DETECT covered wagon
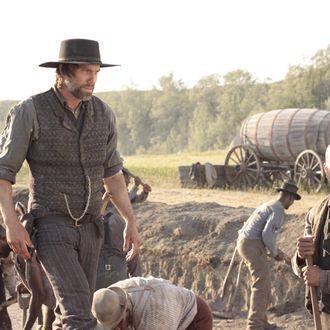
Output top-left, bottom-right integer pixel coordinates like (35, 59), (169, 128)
(224, 108), (330, 192)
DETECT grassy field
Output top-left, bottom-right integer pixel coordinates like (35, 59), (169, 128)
(15, 150), (229, 188)
(15, 149), (329, 195)
(13, 150), (329, 214)
(122, 150), (228, 188)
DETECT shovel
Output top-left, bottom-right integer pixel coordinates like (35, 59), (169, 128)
(211, 246), (240, 315)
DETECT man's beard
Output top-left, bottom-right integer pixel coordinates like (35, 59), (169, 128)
(65, 80), (93, 101)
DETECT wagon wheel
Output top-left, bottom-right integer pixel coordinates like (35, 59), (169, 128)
(294, 149), (325, 192)
(224, 145), (261, 189)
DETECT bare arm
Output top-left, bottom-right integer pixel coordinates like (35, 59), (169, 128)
(0, 179), (32, 259)
(104, 173), (140, 261)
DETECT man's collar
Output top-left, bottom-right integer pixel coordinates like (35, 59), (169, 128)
(52, 86), (89, 110)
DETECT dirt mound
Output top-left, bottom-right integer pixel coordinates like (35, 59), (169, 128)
(133, 200), (314, 329)
(7, 187), (315, 329)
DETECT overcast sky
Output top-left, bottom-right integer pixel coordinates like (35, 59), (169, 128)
(1, 0), (330, 101)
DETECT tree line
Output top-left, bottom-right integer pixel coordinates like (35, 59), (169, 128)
(1, 44), (330, 155)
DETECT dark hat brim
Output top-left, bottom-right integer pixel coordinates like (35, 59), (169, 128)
(275, 188), (301, 200)
(39, 61), (120, 68)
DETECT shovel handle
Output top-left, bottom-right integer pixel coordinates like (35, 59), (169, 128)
(220, 247), (237, 298)
(99, 192), (111, 216)
(306, 256), (322, 330)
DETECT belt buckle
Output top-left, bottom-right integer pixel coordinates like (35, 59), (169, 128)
(74, 219), (81, 227)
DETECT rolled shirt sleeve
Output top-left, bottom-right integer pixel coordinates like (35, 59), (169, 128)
(128, 185), (138, 202)
(103, 104), (123, 177)
(262, 210), (284, 258)
(0, 99), (36, 184)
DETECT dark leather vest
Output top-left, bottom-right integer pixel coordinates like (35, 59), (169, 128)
(308, 197), (330, 313)
(27, 89), (110, 218)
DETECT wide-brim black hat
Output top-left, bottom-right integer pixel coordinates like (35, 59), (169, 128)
(39, 39), (119, 68)
(275, 180), (301, 200)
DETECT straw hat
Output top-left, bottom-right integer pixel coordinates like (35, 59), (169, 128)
(92, 287), (128, 330)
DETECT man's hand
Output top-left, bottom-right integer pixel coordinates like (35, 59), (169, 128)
(104, 173), (141, 261)
(142, 183), (152, 193)
(6, 220), (33, 260)
(123, 220), (141, 262)
(134, 176), (142, 187)
(297, 236), (314, 259)
(302, 265), (321, 287)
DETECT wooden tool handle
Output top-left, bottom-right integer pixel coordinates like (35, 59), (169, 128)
(306, 256), (322, 330)
(99, 192), (111, 216)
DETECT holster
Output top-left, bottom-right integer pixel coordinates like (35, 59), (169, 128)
(20, 213), (36, 246)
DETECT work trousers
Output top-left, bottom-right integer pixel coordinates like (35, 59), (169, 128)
(186, 295), (213, 330)
(35, 215), (103, 330)
(321, 312), (330, 330)
(1, 253), (16, 296)
(0, 268), (12, 330)
(237, 238), (271, 330)
(96, 253), (128, 290)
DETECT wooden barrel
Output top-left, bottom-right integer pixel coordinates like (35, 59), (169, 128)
(240, 108), (330, 162)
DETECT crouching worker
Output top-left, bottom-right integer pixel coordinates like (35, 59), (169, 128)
(92, 276), (213, 330)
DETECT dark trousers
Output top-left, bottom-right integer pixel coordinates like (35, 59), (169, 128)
(0, 268), (12, 330)
(35, 216), (103, 330)
(186, 295), (213, 330)
(96, 253), (128, 290)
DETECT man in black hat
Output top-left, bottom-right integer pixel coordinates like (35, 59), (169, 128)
(293, 144), (330, 328)
(237, 180), (301, 330)
(0, 38), (140, 329)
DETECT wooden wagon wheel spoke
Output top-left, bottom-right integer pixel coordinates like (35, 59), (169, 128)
(300, 156), (308, 167)
(245, 172), (256, 186)
(311, 161), (320, 171)
(294, 149), (325, 192)
(246, 168), (259, 173)
(245, 175), (252, 187)
(246, 160), (257, 167)
(229, 156), (240, 166)
(309, 155), (318, 167)
(311, 175), (321, 184)
(225, 145), (261, 189)
(239, 147), (244, 162)
(245, 153), (255, 163)
(233, 149), (243, 163)
(296, 163), (304, 170)
(305, 153), (311, 168)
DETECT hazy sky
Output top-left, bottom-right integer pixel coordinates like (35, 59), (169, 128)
(2, 0), (330, 101)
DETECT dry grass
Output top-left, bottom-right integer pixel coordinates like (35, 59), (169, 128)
(14, 151), (328, 216)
